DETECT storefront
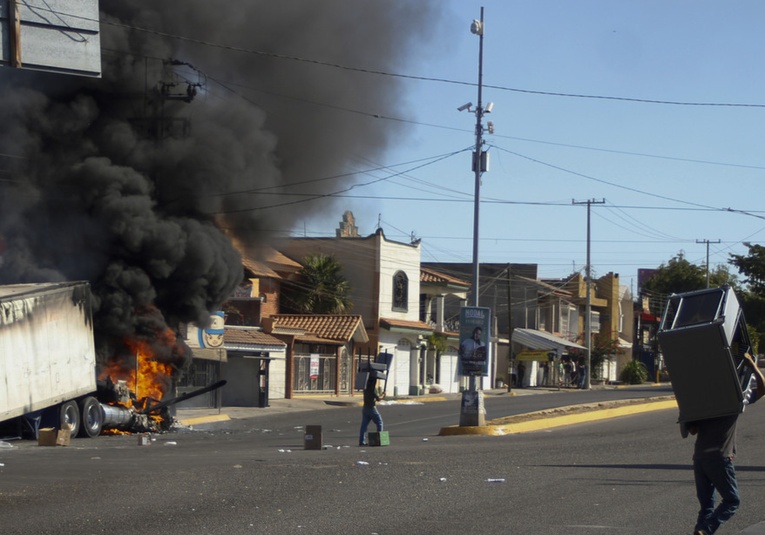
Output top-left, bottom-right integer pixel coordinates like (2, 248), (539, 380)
(511, 328), (587, 387)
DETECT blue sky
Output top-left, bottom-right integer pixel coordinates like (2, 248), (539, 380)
(302, 1), (765, 290)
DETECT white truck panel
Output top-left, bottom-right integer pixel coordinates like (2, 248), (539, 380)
(0, 282), (97, 422)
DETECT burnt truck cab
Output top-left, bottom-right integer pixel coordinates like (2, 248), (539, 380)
(657, 285), (756, 425)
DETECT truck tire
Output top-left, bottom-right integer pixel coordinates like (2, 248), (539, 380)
(78, 396), (103, 438)
(59, 401), (81, 437)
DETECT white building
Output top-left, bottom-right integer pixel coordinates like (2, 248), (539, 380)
(279, 227), (437, 397)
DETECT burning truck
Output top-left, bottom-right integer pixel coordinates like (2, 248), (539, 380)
(0, 280), (222, 439)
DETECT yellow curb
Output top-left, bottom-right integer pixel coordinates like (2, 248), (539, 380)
(438, 399), (678, 436)
(397, 396), (449, 403)
(177, 414), (231, 426)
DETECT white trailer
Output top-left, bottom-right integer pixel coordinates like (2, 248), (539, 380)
(0, 281), (104, 437)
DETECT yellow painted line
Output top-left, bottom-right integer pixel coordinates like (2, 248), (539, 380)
(439, 399), (678, 436)
(177, 414), (231, 426)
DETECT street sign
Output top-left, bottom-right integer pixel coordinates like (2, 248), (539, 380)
(0, 0), (101, 77)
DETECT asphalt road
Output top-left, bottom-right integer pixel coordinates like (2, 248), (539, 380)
(2, 386), (764, 535)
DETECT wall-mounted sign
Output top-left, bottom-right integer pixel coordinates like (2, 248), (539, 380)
(1, 0), (101, 77)
(186, 312), (225, 349)
(309, 354), (320, 380)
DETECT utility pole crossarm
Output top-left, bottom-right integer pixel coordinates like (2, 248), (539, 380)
(696, 238), (721, 288)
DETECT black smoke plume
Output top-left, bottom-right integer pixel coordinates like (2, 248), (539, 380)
(0, 1), (443, 365)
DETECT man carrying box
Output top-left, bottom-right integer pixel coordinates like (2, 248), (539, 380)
(358, 375), (385, 447)
(689, 353), (765, 535)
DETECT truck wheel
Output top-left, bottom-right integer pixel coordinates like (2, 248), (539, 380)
(78, 396), (103, 438)
(60, 401), (81, 438)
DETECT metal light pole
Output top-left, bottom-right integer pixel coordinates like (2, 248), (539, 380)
(469, 8), (485, 398)
(457, 7), (492, 427)
(470, 7), (485, 311)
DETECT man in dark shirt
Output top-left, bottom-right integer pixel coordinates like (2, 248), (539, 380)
(689, 352), (765, 535)
(358, 375), (385, 446)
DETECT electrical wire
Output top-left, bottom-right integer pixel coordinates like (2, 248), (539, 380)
(28, 5), (765, 110)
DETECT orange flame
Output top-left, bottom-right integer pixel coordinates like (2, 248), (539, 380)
(99, 336), (175, 409)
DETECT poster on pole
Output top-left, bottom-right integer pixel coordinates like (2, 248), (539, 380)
(458, 306), (491, 376)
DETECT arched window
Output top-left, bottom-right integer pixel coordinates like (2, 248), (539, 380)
(392, 271), (408, 311)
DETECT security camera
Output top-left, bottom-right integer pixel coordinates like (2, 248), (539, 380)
(484, 102), (494, 113)
(470, 20), (483, 35)
(457, 102), (473, 112)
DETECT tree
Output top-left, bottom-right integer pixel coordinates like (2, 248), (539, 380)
(729, 243), (765, 295)
(425, 332), (447, 353)
(570, 335), (622, 381)
(286, 253), (352, 314)
(641, 251), (738, 315)
(729, 242), (765, 352)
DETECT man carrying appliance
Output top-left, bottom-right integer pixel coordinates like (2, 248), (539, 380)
(688, 352), (765, 535)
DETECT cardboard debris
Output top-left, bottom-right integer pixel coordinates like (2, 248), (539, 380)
(38, 426), (71, 447)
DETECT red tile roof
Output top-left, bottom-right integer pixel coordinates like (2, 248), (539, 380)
(239, 247), (303, 279)
(241, 257), (280, 278)
(379, 317), (434, 333)
(269, 314), (369, 343)
(224, 327), (286, 348)
(420, 267), (470, 287)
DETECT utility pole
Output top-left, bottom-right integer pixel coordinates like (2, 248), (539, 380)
(457, 7), (494, 427)
(506, 264), (513, 393)
(459, 6), (493, 394)
(470, 7), (486, 310)
(696, 239), (721, 288)
(572, 198), (605, 390)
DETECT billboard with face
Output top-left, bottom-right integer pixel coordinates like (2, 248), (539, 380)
(458, 307), (491, 376)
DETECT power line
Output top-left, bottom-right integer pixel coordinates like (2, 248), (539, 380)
(491, 145), (723, 211)
(31, 5), (765, 110)
(207, 150), (467, 215)
(101, 18), (765, 109)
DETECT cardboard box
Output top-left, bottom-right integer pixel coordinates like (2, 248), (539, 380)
(304, 425), (323, 450)
(38, 427), (70, 447)
(56, 427), (71, 446)
(368, 431), (389, 447)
